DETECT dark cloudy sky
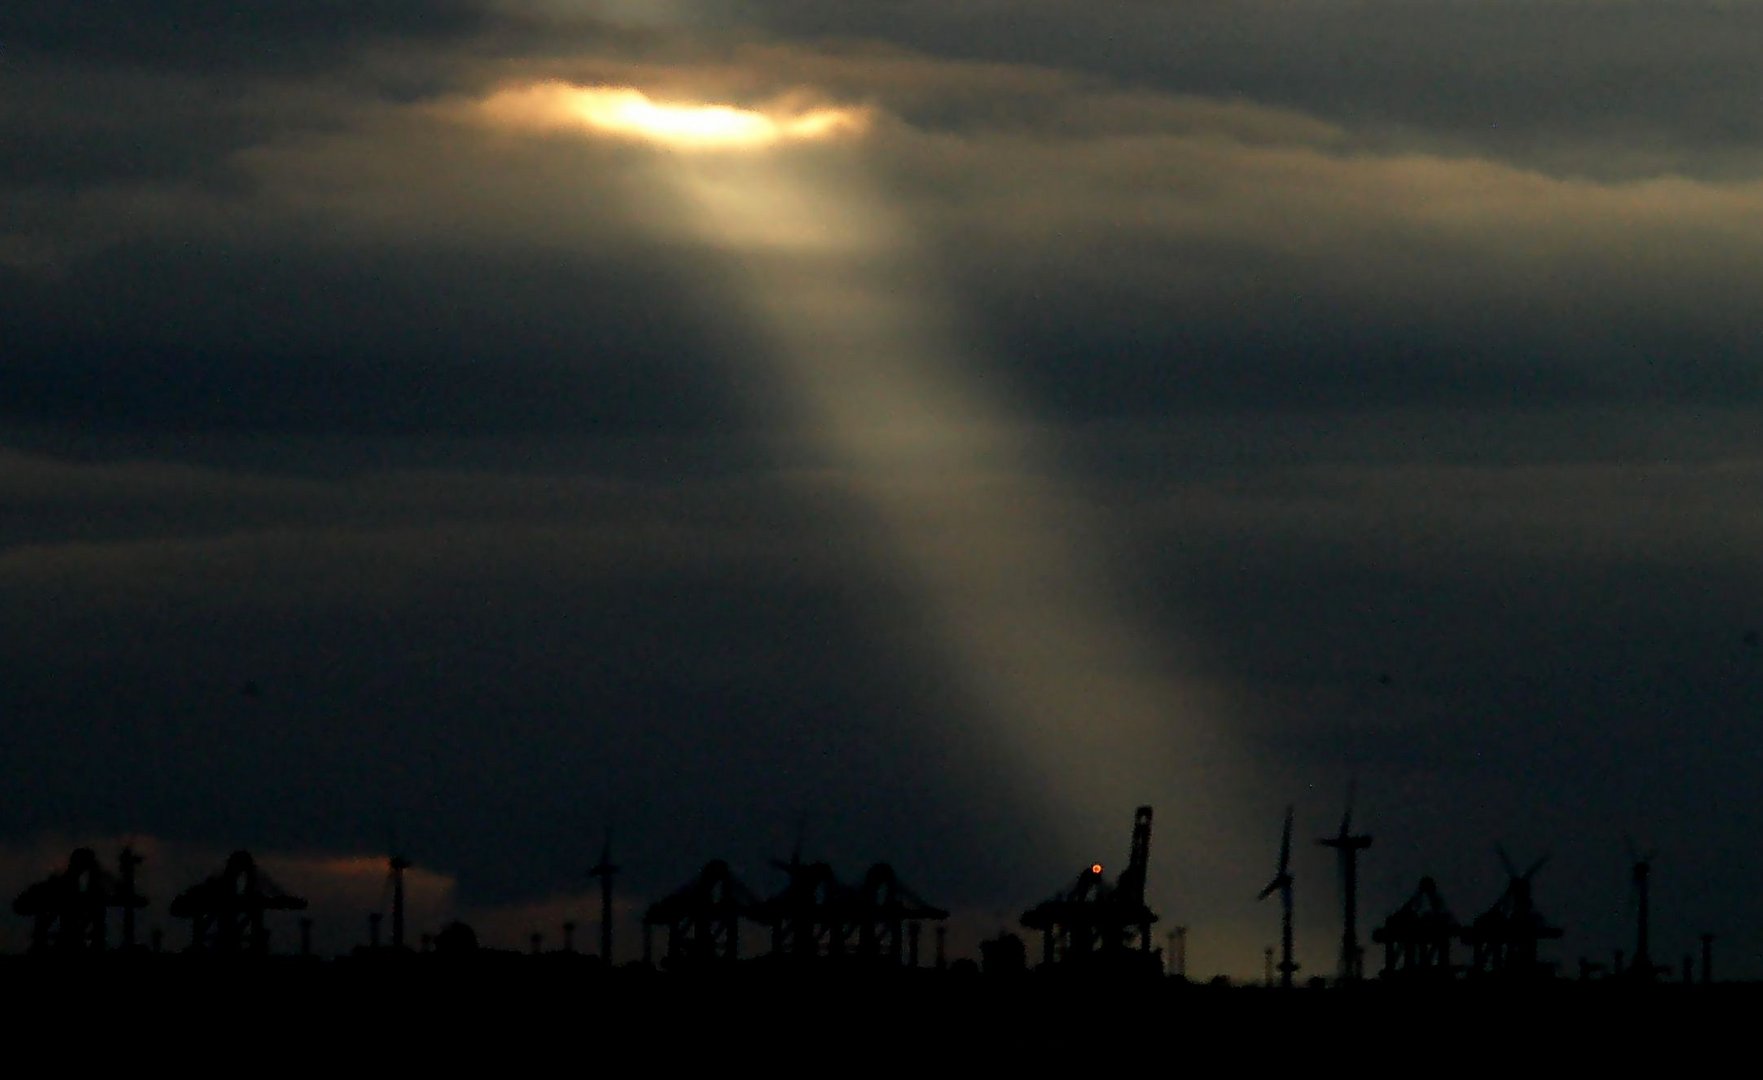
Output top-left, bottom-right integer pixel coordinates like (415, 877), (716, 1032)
(6, 1), (1763, 980)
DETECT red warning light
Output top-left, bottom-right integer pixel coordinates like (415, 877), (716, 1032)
(1090, 863), (1104, 875)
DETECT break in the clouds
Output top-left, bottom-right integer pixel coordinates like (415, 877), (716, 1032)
(6, 3), (1763, 982)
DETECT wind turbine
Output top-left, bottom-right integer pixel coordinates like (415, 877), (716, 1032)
(589, 827), (620, 966)
(374, 841), (413, 952)
(1494, 844), (1551, 933)
(1472, 844), (1559, 977)
(1625, 835), (1660, 981)
(388, 852), (412, 951)
(1318, 782), (1372, 981)
(1259, 804), (1298, 988)
(118, 838), (146, 951)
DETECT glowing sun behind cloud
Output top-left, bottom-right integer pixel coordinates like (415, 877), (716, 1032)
(476, 81), (871, 151)
(469, 71), (1260, 966)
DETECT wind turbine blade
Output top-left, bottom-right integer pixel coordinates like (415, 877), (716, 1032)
(1278, 806), (1294, 875)
(1525, 852), (1551, 879)
(1496, 844), (1518, 880)
(1341, 778), (1357, 836)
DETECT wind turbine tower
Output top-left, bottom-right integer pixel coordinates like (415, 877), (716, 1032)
(1627, 837), (1659, 981)
(1318, 786), (1372, 981)
(1167, 925), (1188, 979)
(389, 853), (412, 951)
(119, 844), (144, 950)
(1259, 805), (1298, 989)
(590, 832), (619, 965)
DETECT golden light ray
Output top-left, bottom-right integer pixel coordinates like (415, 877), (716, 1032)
(677, 156), (1254, 831)
(476, 75), (1262, 973)
(476, 81), (870, 151)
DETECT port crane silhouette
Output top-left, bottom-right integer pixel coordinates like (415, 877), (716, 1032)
(169, 850), (307, 955)
(1372, 875), (1459, 979)
(1020, 805), (1159, 975)
(1462, 846), (1560, 979)
(12, 846), (146, 954)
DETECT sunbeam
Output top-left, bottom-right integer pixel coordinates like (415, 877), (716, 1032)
(473, 75), (1263, 970)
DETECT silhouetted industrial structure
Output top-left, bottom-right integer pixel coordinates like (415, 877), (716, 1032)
(638, 849), (947, 972)
(119, 845), (143, 950)
(1372, 876), (1459, 980)
(388, 853), (412, 952)
(849, 863), (949, 965)
(11, 847), (146, 954)
(590, 832), (618, 965)
(1460, 849), (1561, 980)
(168, 850), (307, 954)
(759, 846), (844, 961)
(2, 816), (1737, 1001)
(1624, 840), (1666, 982)
(1020, 805), (1159, 976)
(642, 859), (759, 969)
(1167, 925), (1187, 979)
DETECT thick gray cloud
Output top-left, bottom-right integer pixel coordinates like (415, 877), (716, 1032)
(741, 0), (1763, 176)
(0, 2), (489, 71)
(0, 241), (754, 438)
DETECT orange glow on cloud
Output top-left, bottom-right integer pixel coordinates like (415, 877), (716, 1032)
(477, 81), (871, 151)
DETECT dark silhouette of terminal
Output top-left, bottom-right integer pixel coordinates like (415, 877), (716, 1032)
(4, 802), (1744, 1022)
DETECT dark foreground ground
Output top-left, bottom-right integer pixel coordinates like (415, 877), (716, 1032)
(3, 952), (1750, 1063)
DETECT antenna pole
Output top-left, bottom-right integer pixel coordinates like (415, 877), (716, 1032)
(591, 833), (619, 966)
(1281, 878), (1296, 989)
(119, 846), (143, 950)
(1634, 858), (1651, 976)
(390, 854), (411, 951)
